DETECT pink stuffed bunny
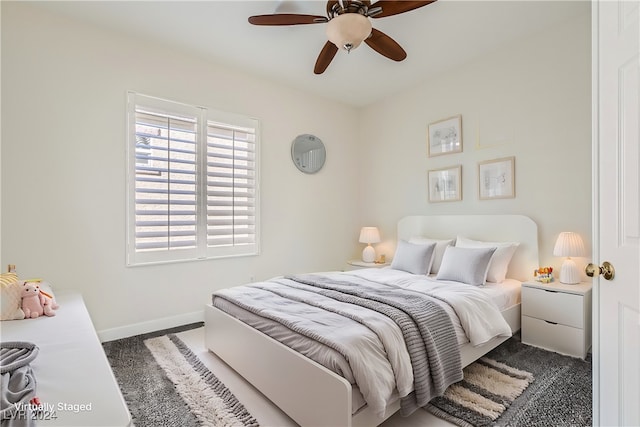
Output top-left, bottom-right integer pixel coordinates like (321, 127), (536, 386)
(21, 282), (56, 318)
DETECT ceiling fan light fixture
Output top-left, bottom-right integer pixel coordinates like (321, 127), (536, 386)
(326, 13), (372, 52)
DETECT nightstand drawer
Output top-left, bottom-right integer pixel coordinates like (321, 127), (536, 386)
(521, 286), (584, 328)
(522, 316), (586, 358)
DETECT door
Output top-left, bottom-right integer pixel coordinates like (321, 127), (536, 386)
(593, 1), (639, 426)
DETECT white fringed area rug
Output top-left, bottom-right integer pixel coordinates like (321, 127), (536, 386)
(144, 334), (259, 427)
(426, 333), (593, 427)
(103, 323), (259, 427)
(426, 357), (534, 427)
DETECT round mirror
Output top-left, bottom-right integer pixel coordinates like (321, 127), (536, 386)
(291, 134), (326, 174)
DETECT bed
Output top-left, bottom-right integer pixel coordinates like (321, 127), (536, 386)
(205, 215), (538, 427)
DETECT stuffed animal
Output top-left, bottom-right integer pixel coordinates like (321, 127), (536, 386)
(38, 285), (59, 310)
(21, 282), (56, 318)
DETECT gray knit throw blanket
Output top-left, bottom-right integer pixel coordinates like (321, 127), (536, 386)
(286, 273), (463, 416)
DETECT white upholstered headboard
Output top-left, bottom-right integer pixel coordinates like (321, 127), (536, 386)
(397, 215), (539, 282)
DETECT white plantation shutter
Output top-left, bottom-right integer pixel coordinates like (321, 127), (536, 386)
(134, 110), (198, 252)
(206, 121), (257, 252)
(127, 93), (259, 265)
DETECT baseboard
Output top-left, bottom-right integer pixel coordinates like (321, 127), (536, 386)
(97, 310), (204, 342)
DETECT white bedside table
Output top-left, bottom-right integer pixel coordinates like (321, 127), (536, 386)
(521, 280), (592, 359)
(346, 260), (390, 270)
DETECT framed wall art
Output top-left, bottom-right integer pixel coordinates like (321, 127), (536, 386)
(428, 165), (462, 203)
(428, 115), (462, 157)
(478, 156), (515, 200)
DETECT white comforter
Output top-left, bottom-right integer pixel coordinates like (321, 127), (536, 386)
(323, 269), (513, 411)
(213, 268), (512, 418)
(352, 268), (515, 346)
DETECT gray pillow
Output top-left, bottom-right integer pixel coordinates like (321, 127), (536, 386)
(455, 236), (519, 283)
(436, 246), (497, 286)
(409, 237), (455, 274)
(390, 240), (437, 275)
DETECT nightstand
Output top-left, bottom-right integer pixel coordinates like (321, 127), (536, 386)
(346, 260), (390, 270)
(521, 281), (592, 359)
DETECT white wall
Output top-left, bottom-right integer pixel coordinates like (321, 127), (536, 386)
(1, 3), (592, 339)
(1, 3), (360, 338)
(357, 11), (592, 273)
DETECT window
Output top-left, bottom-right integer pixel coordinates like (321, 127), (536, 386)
(126, 93), (259, 265)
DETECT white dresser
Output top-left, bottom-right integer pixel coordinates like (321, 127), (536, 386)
(521, 281), (592, 359)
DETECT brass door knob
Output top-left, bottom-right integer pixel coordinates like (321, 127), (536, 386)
(585, 261), (615, 280)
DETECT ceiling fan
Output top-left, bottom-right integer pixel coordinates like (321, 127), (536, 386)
(248, 0), (437, 74)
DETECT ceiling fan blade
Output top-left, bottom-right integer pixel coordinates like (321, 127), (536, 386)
(368, 1), (436, 18)
(314, 41), (339, 74)
(365, 28), (407, 61)
(248, 14), (328, 26)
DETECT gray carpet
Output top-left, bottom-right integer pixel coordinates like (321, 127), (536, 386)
(104, 325), (591, 427)
(427, 332), (592, 427)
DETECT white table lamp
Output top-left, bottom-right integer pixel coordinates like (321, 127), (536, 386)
(359, 227), (380, 263)
(553, 232), (586, 284)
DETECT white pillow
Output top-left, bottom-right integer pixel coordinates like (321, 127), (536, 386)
(455, 236), (519, 283)
(409, 237), (455, 274)
(391, 240), (437, 275)
(436, 246), (497, 286)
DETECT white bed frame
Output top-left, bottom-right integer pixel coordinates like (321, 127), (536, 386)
(205, 215), (539, 427)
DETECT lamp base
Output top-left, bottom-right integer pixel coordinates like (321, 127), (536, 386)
(362, 245), (375, 263)
(559, 258), (581, 284)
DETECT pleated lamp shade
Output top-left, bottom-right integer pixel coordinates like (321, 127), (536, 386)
(553, 232), (586, 284)
(359, 227), (380, 263)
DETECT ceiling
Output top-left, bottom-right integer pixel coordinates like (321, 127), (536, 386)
(34, 0), (589, 107)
